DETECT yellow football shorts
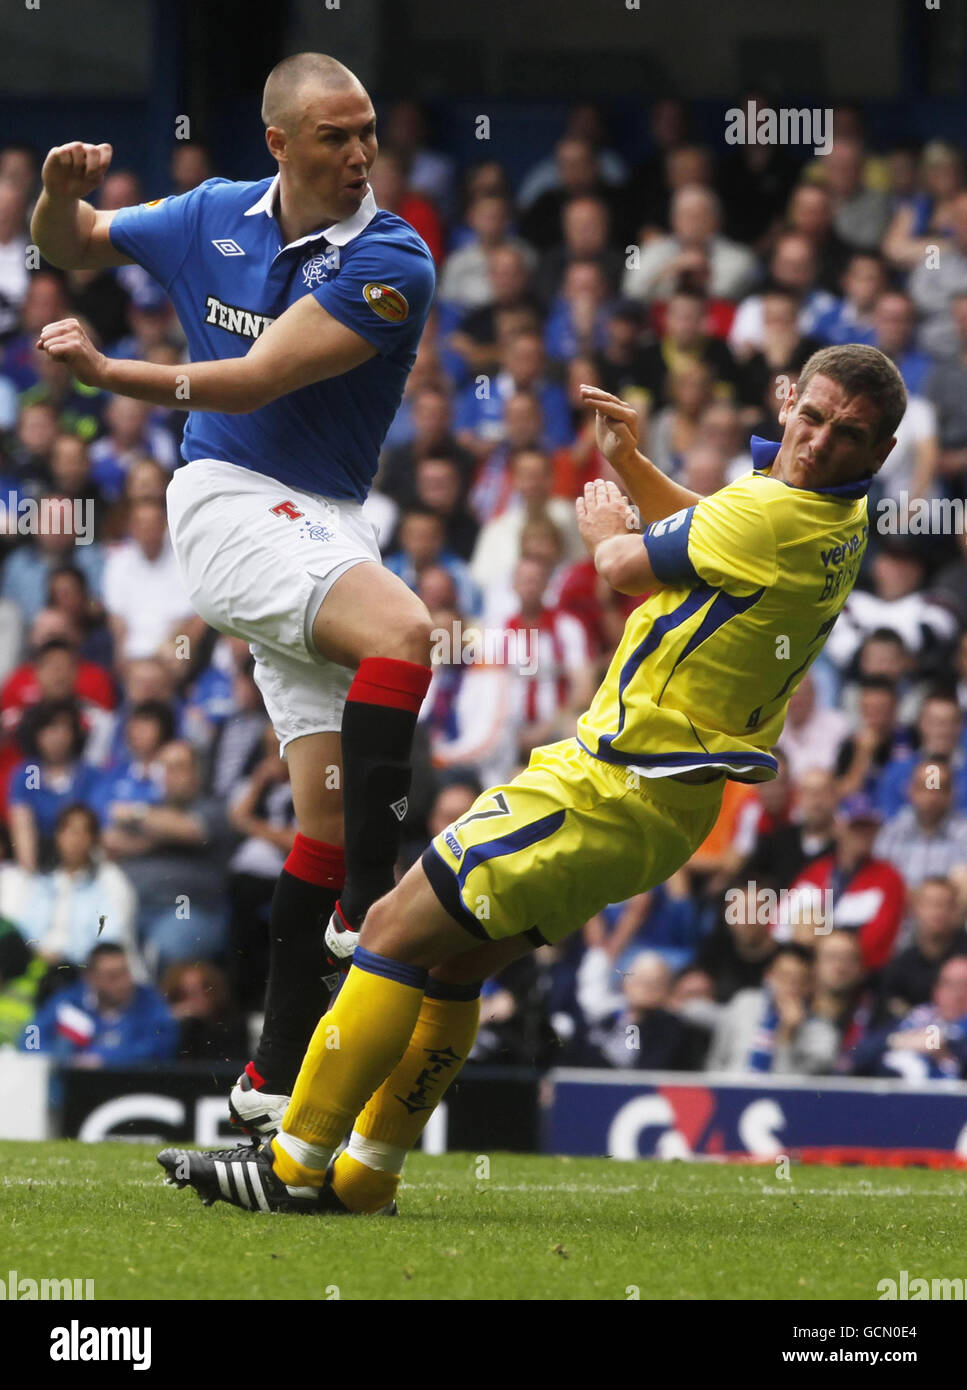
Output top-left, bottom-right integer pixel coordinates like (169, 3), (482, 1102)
(421, 738), (724, 946)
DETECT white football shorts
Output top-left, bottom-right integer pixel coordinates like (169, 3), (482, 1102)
(166, 458), (382, 752)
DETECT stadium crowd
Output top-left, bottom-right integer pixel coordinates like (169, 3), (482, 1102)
(1, 96), (967, 1083)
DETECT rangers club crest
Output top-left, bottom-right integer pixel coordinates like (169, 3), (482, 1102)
(302, 247), (339, 288)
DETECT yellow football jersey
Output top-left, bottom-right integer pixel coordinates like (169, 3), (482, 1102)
(577, 437), (872, 782)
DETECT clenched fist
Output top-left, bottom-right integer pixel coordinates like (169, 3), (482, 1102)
(36, 318), (108, 388)
(41, 142), (113, 200)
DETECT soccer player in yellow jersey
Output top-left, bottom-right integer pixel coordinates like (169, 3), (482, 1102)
(159, 343), (906, 1215)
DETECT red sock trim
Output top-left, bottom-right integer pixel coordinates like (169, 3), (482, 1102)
(284, 833), (346, 889)
(347, 657), (432, 714)
(245, 1060), (266, 1089)
(332, 900), (357, 933)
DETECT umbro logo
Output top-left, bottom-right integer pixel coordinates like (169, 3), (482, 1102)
(390, 797), (408, 822)
(212, 239), (245, 257)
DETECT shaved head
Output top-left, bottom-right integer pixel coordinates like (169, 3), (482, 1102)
(262, 52), (363, 132)
(260, 52), (376, 238)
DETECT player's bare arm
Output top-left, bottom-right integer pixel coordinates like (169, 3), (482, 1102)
(36, 292), (378, 411)
(579, 383), (703, 524)
(576, 477), (661, 596)
(31, 142), (133, 270)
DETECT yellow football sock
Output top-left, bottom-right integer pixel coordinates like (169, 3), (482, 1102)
(273, 949), (428, 1186)
(332, 988), (480, 1212)
(329, 1152), (400, 1213)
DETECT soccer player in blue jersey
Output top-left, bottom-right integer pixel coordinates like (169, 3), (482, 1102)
(154, 345), (908, 1217)
(32, 53), (439, 1132)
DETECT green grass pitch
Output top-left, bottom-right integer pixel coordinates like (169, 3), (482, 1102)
(3, 1140), (964, 1300)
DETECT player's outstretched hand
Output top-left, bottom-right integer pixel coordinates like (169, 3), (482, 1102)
(36, 318), (108, 388)
(579, 384), (639, 470)
(576, 477), (638, 555)
(41, 142), (113, 200)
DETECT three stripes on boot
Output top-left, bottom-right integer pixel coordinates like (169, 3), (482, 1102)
(214, 1159), (271, 1212)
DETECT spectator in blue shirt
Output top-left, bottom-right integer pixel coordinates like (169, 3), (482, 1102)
(22, 941), (177, 1066)
(876, 691), (967, 819)
(543, 260), (612, 363)
(869, 291), (933, 396)
(88, 394), (178, 503)
(91, 699), (172, 825)
(587, 879), (703, 977)
(0, 502), (104, 627)
(385, 507), (481, 617)
(812, 251), (886, 346)
(455, 329), (571, 459)
(8, 698), (102, 871)
(0, 271), (71, 393)
(99, 655), (185, 772)
(851, 956), (967, 1080)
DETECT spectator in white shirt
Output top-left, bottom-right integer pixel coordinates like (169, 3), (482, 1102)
(14, 803), (143, 979)
(871, 393), (938, 504)
(102, 500), (193, 662)
(777, 671), (852, 780)
(438, 193), (533, 311)
(470, 448), (583, 598)
(728, 231), (836, 360)
(824, 539), (957, 678)
(0, 179), (28, 338)
(623, 185), (758, 305)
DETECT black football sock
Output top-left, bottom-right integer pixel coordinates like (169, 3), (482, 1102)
(250, 833), (345, 1093)
(337, 656), (432, 929)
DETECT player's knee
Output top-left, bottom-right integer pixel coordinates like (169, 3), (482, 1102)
(380, 612), (434, 666)
(357, 894), (396, 954)
(292, 793), (344, 846)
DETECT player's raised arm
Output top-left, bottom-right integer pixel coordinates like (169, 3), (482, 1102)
(31, 142), (133, 270)
(579, 384), (703, 525)
(36, 292), (379, 412)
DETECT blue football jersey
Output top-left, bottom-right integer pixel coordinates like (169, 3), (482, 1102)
(109, 177), (435, 502)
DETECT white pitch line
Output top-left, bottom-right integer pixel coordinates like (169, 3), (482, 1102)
(753, 1184), (962, 1198)
(4, 1176), (964, 1199)
(403, 1182), (643, 1194)
(402, 1181), (963, 1197)
(1, 1177), (159, 1187)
